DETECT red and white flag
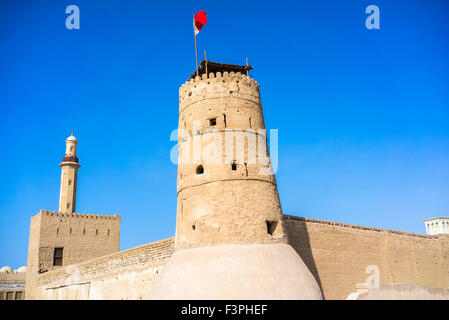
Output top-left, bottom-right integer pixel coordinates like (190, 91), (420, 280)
(194, 10), (207, 36)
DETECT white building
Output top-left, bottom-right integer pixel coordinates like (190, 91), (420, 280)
(423, 217), (449, 235)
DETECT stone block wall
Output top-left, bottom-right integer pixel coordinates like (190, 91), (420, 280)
(0, 269), (26, 300)
(283, 215), (449, 300)
(35, 238), (174, 300)
(28, 214), (449, 300)
(26, 209), (121, 299)
(37, 210), (120, 270)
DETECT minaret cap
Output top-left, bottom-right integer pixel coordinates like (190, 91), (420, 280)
(66, 129), (78, 142)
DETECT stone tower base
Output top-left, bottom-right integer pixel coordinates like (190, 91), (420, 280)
(148, 243), (323, 300)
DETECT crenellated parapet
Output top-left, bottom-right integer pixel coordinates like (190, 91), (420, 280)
(37, 209), (121, 248)
(179, 72), (260, 113)
(39, 209), (120, 221)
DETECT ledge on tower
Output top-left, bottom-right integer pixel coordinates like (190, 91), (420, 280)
(190, 59), (253, 79)
(62, 155), (79, 163)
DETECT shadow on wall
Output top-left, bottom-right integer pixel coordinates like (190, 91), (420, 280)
(283, 216), (324, 299)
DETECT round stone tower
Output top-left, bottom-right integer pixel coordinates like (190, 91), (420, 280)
(149, 62), (322, 299)
(175, 70), (287, 250)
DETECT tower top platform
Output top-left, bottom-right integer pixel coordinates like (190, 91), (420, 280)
(190, 59), (253, 79)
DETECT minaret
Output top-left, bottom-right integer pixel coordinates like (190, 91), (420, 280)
(149, 61), (322, 299)
(58, 131), (81, 213)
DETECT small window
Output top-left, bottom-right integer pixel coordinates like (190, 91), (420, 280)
(68, 179), (72, 186)
(196, 165), (204, 175)
(15, 291), (23, 300)
(56, 228), (59, 235)
(266, 221), (278, 236)
(70, 228), (72, 235)
(6, 292), (14, 300)
(67, 202), (70, 209)
(53, 247), (64, 266)
(231, 163), (237, 171)
(209, 118), (216, 126)
(192, 225), (196, 231)
(96, 229), (98, 236)
(107, 229), (110, 236)
(83, 228), (85, 235)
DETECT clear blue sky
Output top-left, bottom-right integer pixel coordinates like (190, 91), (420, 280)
(1, 0), (448, 268)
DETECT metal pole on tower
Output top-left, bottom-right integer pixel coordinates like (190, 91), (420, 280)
(193, 14), (198, 76)
(204, 50), (207, 75)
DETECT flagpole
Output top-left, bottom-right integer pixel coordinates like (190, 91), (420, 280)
(204, 50), (207, 75)
(194, 14), (198, 76)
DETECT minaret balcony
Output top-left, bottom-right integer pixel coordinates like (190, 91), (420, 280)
(62, 155), (79, 163)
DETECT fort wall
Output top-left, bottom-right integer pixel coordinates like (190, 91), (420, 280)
(35, 210), (120, 271)
(25, 210), (121, 299)
(0, 268), (26, 300)
(34, 238), (174, 300)
(284, 215), (449, 300)
(28, 215), (449, 300)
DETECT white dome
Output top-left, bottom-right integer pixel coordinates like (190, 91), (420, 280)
(0, 266), (13, 273)
(15, 266), (26, 273)
(66, 135), (77, 142)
